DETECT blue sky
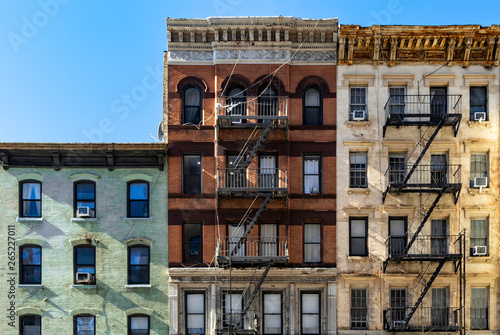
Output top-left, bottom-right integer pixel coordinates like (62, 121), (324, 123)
(1, 0), (499, 143)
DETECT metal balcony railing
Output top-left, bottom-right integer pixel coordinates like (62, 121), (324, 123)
(216, 236), (288, 264)
(385, 164), (461, 190)
(217, 168), (287, 196)
(384, 307), (462, 331)
(216, 96), (288, 127)
(386, 234), (463, 260)
(385, 94), (462, 118)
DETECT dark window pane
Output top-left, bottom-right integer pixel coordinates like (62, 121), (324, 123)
(130, 247), (149, 265)
(76, 183), (95, 200)
(130, 266), (149, 284)
(76, 248), (95, 265)
(184, 223), (202, 263)
(21, 315), (41, 335)
(183, 155), (201, 194)
(22, 247), (41, 265)
(22, 266), (41, 284)
(130, 201), (148, 217)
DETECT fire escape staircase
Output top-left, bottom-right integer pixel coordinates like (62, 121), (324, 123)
(233, 123), (272, 171)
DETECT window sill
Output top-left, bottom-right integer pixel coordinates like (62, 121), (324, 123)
(347, 120), (371, 127)
(468, 256), (491, 262)
(126, 284), (152, 288)
(348, 188), (370, 195)
(18, 284), (44, 288)
(348, 256), (369, 261)
(70, 284), (97, 289)
(72, 218), (98, 223)
(467, 120), (492, 128)
(468, 188), (491, 195)
(123, 217), (152, 221)
(16, 217), (43, 223)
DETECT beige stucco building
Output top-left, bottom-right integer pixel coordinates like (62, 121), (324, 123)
(337, 25), (500, 334)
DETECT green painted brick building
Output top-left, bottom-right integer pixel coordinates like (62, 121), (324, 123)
(0, 143), (168, 335)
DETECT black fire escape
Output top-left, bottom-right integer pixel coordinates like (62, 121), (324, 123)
(215, 93), (288, 334)
(382, 93), (465, 333)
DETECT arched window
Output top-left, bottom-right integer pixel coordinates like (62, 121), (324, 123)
(258, 85), (278, 122)
(74, 181), (96, 218)
(74, 314), (95, 335)
(20, 180), (42, 217)
(128, 245), (150, 285)
(182, 85), (202, 125)
(127, 181), (149, 218)
(20, 245), (42, 284)
(20, 314), (41, 335)
(74, 246), (96, 285)
(303, 86), (322, 125)
(225, 86), (246, 123)
(128, 314), (150, 335)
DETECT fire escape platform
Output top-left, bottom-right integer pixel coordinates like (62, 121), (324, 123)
(217, 116), (288, 129)
(385, 113), (462, 128)
(217, 188), (287, 197)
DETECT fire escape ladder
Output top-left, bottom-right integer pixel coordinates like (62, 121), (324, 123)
(232, 262), (273, 331)
(401, 192), (444, 256)
(240, 123), (272, 169)
(229, 193), (272, 258)
(400, 120), (444, 188)
(402, 258), (447, 328)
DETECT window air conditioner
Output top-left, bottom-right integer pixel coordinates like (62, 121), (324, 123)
(352, 110), (366, 121)
(473, 112), (487, 122)
(77, 206), (91, 217)
(473, 177), (488, 188)
(311, 187), (319, 194)
(473, 245), (487, 256)
(75, 272), (94, 284)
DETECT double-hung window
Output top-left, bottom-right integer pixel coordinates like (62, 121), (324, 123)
(431, 288), (449, 327)
(186, 293), (205, 334)
(20, 245), (41, 284)
(470, 86), (487, 121)
(301, 292), (320, 334)
(304, 223), (321, 263)
(350, 153), (367, 188)
(470, 219), (488, 256)
(471, 153), (488, 188)
(226, 86), (246, 123)
(303, 155), (321, 194)
(471, 287), (488, 329)
(350, 87), (367, 121)
(20, 181), (41, 217)
(127, 181), (149, 218)
(74, 181), (96, 218)
(350, 218), (368, 256)
(263, 293), (282, 334)
(389, 87), (406, 115)
(303, 86), (322, 125)
(389, 153), (406, 185)
(74, 314), (95, 335)
(351, 288), (367, 329)
(183, 85), (202, 125)
(223, 292), (243, 329)
(390, 288), (406, 325)
(74, 246), (96, 285)
(183, 223), (202, 263)
(20, 314), (41, 335)
(128, 246), (150, 285)
(128, 314), (150, 335)
(183, 155), (202, 194)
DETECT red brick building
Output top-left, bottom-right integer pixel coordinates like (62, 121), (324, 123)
(165, 17), (338, 335)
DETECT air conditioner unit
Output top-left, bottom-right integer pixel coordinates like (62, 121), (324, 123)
(473, 112), (486, 122)
(77, 206), (91, 217)
(311, 187), (319, 194)
(392, 320), (405, 327)
(75, 272), (94, 284)
(352, 110), (366, 121)
(473, 245), (487, 256)
(473, 177), (488, 188)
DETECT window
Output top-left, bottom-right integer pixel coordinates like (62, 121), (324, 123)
(301, 292), (320, 334)
(430, 87), (448, 115)
(351, 288), (367, 329)
(228, 223), (245, 257)
(183, 155), (202, 194)
(471, 287), (488, 329)
(389, 87), (406, 115)
(74, 246), (95, 285)
(303, 155), (321, 194)
(350, 87), (367, 121)
(390, 288), (406, 324)
(20, 181), (41, 217)
(430, 154), (447, 186)
(260, 223), (277, 257)
(186, 293), (205, 335)
(226, 154), (246, 188)
(128, 314), (150, 335)
(223, 292), (243, 329)
(259, 155), (277, 188)
(470, 219), (488, 256)
(128, 246), (150, 284)
(20, 314), (41, 335)
(226, 86), (246, 123)
(263, 293), (282, 334)
(350, 218), (368, 256)
(389, 218), (407, 256)
(304, 223), (321, 263)
(470, 86), (487, 120)
(431, 288), (448, 327)
(389, 153), (406, 184)
(350, 153), (367, 188)
(20, 245), (41, 284)
(303, 86), (322, 125)
(182, 85), (202, 125)
(470, 153), (488, 187)
(74, 314), (95, 335)
(431, 219), (448, 255)
(127, 181), (149, 218)
(183, 223), (202, 263)
(74, 181), (96, 218)
(258, 86), (278, 121)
